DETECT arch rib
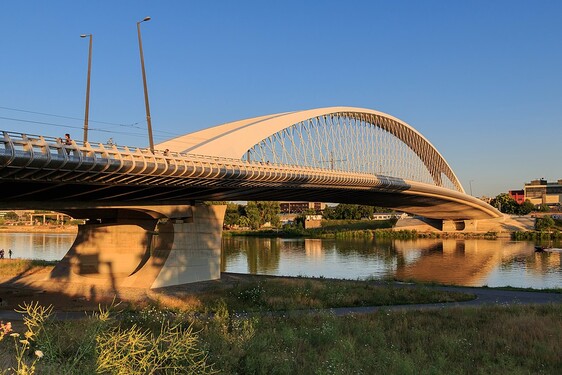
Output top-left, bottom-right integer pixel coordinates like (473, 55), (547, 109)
(157, 107), (464, 193)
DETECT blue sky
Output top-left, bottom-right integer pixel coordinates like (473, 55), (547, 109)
(1, 0), (561, 197)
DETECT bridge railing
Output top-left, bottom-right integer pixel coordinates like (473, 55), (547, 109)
(1, 130), (411, 189)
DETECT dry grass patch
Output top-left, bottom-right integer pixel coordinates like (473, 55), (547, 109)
(178, 277), (475, 313)
(0, 259), (55, 278)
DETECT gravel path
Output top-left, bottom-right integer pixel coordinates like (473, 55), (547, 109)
(325, 284), (562, 316)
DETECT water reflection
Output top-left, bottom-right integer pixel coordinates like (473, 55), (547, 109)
(1, 232), (560, 289)
(222, 237), (562, 289)
(0, 232), (76, 261)
(393, 239), (530, 285)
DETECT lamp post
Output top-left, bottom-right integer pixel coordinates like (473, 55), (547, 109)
(137, 16), (154, 153)
(80, 34), (93, 144)
(469, 180), (474, 196)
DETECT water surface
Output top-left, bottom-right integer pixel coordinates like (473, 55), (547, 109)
(1, 232), (560, 289)
(221, 237), (562, 289)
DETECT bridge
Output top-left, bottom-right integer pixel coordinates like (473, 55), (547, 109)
(0, 106), (501, 289)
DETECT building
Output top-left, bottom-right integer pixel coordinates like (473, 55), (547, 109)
(524, 179), (562, 207)
(508, 189), (525, 204)
(304, 214), (323, 229)
(279, 201), (326, 214)
(372, 212), (409, 221)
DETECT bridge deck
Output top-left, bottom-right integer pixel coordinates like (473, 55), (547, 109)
(0, 131), (501, 220)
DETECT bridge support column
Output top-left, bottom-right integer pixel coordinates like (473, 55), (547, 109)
(150, 206), (226, 288)
(50, 204), (226, 290)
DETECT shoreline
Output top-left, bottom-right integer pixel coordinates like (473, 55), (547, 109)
(0, 225), (78, 234)
(0, 270), (560, 317)
(0, 227), (540, 240)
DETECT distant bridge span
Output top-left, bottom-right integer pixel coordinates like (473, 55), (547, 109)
(0, 106), (501, 288)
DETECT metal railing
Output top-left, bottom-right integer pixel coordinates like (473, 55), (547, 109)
(0, 130), (410, 190)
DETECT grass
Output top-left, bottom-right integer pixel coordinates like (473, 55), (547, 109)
(483, 285), (562, 293)
(4, 302), (560, 374)
(143, 277), (475, 314)
(0, 261), (560, 373)
(198, 304), (562, 375)
(512, 231), (562, 241)
(0, 259), (56, 277)
(390, 277), (562, 294)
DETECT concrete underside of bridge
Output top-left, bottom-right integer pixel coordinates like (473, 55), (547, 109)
(49, 204), (226, 289)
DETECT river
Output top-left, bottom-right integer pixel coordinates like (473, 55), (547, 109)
(1, 232), (560, 289)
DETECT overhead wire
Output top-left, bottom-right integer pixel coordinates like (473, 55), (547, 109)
(0, 106), (189, 142)
(0, 105), (143, 128)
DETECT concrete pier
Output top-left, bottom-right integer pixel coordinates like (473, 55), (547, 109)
(50, 204), (226, 289)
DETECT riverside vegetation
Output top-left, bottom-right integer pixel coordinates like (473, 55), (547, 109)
(2, 302), (561, 374)
(229, 216), (562, 241)
(1, 262), (562, 374)
(227, 220), (500, 240)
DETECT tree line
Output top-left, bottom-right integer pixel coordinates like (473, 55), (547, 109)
(489, 193), (551, 215)
(214, 202), (391, 230)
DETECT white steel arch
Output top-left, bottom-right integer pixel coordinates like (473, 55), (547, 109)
(157, 107), (464, 193)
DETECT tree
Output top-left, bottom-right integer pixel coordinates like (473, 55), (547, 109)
(357, 205), (375, 219)
(322, 206), (337, 220)
(536, 203), (550, 212)
(490, 193), (518, 214)
(224, 202), (243, 227)
(238, 215), (250, 228)
(4, 211), (18, 221)
(203, 201), (227, 205)
(256, 201), (281, 227)
(535, 216), (554, 231)
(244, 202), (261, 229)
(335, 204), (360, 220)
(516, 200), (535, 216)
(324, 204), (378, 220)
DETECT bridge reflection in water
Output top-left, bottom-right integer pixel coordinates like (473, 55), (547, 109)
(221, 237), (562, 289)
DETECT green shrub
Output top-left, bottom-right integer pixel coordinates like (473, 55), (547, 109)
(96, 322), (215, 374)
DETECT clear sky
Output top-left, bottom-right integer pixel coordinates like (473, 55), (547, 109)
(1, 1), (561, 197)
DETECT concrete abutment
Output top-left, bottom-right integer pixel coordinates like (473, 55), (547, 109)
(50, 204), (226, 289)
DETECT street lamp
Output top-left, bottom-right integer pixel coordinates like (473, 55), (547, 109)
(137, 16), (154, 153)
(469, 180), (474, 196)
(80, 34), (93, 143)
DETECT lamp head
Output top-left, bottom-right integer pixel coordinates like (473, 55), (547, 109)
(143, 16), (151, 22)
(80, 34), (90, 38)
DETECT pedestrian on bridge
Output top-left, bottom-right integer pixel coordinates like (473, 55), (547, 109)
(63, 133), (73, 154)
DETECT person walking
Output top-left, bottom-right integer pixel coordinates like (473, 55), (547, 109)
(63, 133), (73, 154)
(0, 249), (4, 259)
(8, 249), (12, 259)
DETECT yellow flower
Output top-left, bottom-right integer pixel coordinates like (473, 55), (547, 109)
(19, 339), (29, 345)
(10, 332), (19, 337)
(25, 331), (33, 339)
(35, 350), (44, 358)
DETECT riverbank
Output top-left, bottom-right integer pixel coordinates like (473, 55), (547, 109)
(0, 225), (77, 234)
(1, 269), (561, 374)
(0, 259), (475, 314)
(0, 217), (542, 240)
(1, 259), (561, 316)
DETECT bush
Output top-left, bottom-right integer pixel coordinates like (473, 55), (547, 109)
(535, 216), (555, 231)
(96, 322), (215, 374)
